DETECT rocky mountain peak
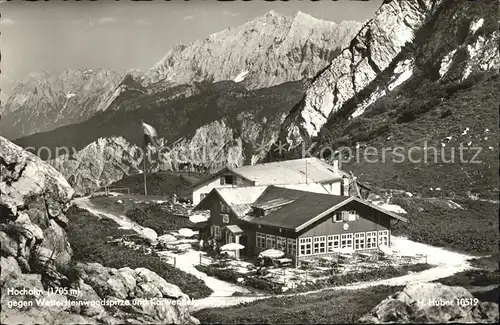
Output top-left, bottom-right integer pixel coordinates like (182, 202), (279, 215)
(1, 69), (122, 139)
(141, 11), (362, 90)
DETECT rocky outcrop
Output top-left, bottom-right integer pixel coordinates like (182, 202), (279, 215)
(1, 69), (122, 139)
(279, 0), (443, 147)
(72, 263), (198, 324)
(358, 282), (499, 323)
(0, 136), (198, 324)
(0, 136), (74, 283)
(142, 11), (361, 90)
(50, 137), (144, 193)
(50, 123), (246, 193)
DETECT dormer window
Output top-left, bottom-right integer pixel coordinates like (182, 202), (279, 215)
(333, 210), (359, 222)
(252, 207), (266, 217)
(221, 202), (230, 213)
(220, 175), (235, 185)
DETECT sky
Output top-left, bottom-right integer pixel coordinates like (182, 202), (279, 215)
(0, 0), (382, 93)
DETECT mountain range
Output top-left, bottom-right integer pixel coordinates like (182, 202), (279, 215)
(7, 1), (500, 200)
(1, 11), (361, 141)
(141, 11), (361, 90)
(1, 69), (122, 138)
(6, 10), (362, 192)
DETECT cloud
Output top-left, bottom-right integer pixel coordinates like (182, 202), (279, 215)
(134, 19), (153, 26)
(97, 17), (116, 25)
(1, 17), (15, 26)
(183, 15), (194, 20)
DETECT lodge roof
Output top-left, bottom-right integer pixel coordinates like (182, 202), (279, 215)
(192, 157), (344, 189)
(241, 186), (408, 231)
(194, 185), (407, 232)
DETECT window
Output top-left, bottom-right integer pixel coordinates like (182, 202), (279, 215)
(366, 231), (377, 249)
(342, 211), (359, 222)
(327, 235), (340, 252)
(200, 193), (207, 201)
(221, 175), (235, 185)
(340, 233), (353, 248)
(378, 230), (389, 247)
(253, 207), (265, 217)
(287, 238), (296, 256)
(256, 233), (266, 249)
(266, 234), (276, 249)
(332, 212), (342, 222)
(276, 236), (287, 251)
(221, 202), (229, 213)
(313, 236), (326, 254)
(299, 237), (312, 256)
(354, 233), (365, 250)
(211, 225), (221, 239)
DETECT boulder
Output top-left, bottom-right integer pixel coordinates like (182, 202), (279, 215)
(72, 280), (107, 317)
(0, 231), (18, 257)
(117, 267), (137, 296)
(0, 256), (21, 286)
(135, 268), (186, 299)
(38, 220), (73, 273)
(359, 282), (499, 323)
(1, 310), (96, 325)
(106, 276), (130, 300)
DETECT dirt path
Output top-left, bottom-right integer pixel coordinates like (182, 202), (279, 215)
(74, 197), (252, 297)
(73, 197), (158, 244)
(169, 250), (252, 297)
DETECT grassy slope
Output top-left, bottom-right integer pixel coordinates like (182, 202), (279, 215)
(66, 206), (212, 299)
(109, 170), (204, 199)
(339, 72), (499, 200)
(126, 203), (194, 236)
(194, 285), (402, 324)
(391, 196), (499, 254)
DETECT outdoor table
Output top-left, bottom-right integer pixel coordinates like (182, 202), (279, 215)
(275, 258), (292, 267)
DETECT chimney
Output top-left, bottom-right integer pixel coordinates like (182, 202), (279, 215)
(341, 176), (350, 196)
(332, 160), (339, 174)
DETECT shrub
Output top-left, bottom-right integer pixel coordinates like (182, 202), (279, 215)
(194, 285), (403, 324)
(289, 263), (432, 294)
(195, 265), (242, 284)
(437, 269), (500, 287)
(392, 198), (499, 254)
(67, 206), (212, 299)
(244, 276), (282, 294)
(126, 203), (194, 235)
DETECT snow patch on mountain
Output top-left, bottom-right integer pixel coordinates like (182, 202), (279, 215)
(234, 71), (249, 83)
(469, 18), (484, 34)
(371, 201), (408, 214)
(439, 49), (457, 77)
(462, 32), (499, 81)
(352, 59), (414, 118)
